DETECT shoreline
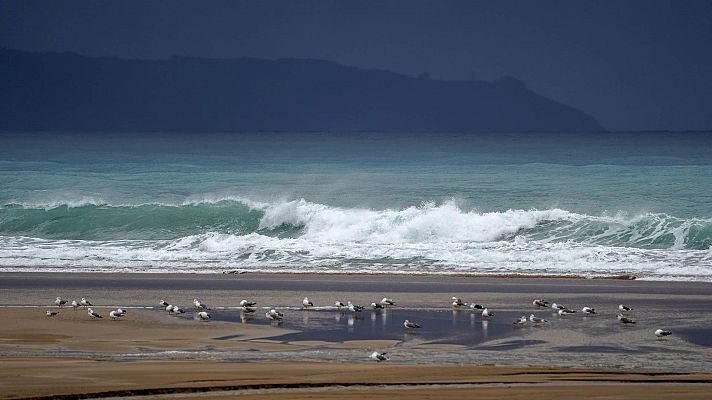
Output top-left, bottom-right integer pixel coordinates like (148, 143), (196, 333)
(1, 272), (710, 398)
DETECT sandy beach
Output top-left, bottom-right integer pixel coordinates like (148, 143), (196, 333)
(1, 272), (711, 399)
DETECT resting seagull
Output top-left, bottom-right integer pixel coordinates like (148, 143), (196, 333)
(80, 298), (93, 308)
(266, 309), (283, 321)
(335, 301), (346, 309)
(54, 297), (67, 307)
(380, 298), (395, 307)
(369, 351), (389, 362)
(529, 314), (547, 324)
(451, 297), (466, 307)
(513, 316), (527, 325)
(87, 307), (103, 319)
(551, 303), (566, 310)
(470, 303), (485, 310)
(109, 310), (124, 319)
(533, 299), (549, 307)
(404, 319), (421, 329)
(619, 304), (633, 312)
(173, 306), (186, 314)
(240, 299), (257, 308)
(655, 329), (672, 338)
(481, 308), (494, 318)
(582, 307), (596, 314)
(371, 302), (384, 310)
(198, 311), (211, 320)
(558, 309), (576, 317)
(46, 310), (59, 317)
(302, 297), (314, 308)
(116, 308), (126, 316)
(617, 314), (636, 324)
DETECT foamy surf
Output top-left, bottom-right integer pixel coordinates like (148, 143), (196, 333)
(0, 198), (710, 280)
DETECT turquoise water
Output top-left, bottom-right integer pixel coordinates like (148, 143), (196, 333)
(1, 132), (711, 279)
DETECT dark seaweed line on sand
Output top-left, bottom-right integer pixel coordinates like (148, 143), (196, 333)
(13, 374), (712, 400)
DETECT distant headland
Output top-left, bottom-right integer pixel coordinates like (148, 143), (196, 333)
(0, 48), (604, 133)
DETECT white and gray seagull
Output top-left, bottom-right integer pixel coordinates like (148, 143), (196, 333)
(193, 299), (210, 310)
(532, 299), (549, 307)
(46, 310), (59, 317)
(369, 351), (389, 362)
(513, 316), (527, 326)
(54, 297), (67, 307)
(655, 329), (672, 338)
(87, 307), (103, 319)
(617, 314), (636, 324)
(80, 297), (93, 308)
(529, 314), (547, 324)
(403, 319), (421, 329)
(380, 298), (395, 307)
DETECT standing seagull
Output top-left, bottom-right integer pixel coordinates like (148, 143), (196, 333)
(197, 311), (211, 320)
(87, 307), (103, 319)
(655, 329), (672, 338)
(266, 309), (283, 321)
(617, 314), (636, 324)
(71, 300), (79, 310)
(46, 310), (59, 317)
(582, 307), (596, 314)
(481, 308), (494, 318)
(451, 297), (467, 307)
(404, 319), (421, 329)
(160, 299), (169, 308)
(80, 298), (93, 308)
(347, 301), (364, 312)
(302, 297), (314, 308)
(619, 304), (633, 312)
(54, 297), (67, 307)
(380, 298), (395, 307)
(369, 351), (389, 362)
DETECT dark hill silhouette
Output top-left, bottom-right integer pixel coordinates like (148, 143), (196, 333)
(0, 48), (604, 132)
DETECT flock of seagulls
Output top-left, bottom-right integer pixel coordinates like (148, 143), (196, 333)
(47, 294), (674, 363)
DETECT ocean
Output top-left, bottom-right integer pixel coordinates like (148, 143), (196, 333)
(1, 131), (710, 280)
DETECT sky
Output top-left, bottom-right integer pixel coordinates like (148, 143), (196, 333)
(1, 0), (711, 131)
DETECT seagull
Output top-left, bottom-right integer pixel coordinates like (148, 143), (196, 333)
(54, 297), (67, 307)
(655, 329), (672, 338)
(513, 316), (527, 325)
(160, 299), (169, 307)
(87, 307), (103, 319)
(451, 297), (466, 307)
(404, 319), (421, 329)
(529, 314), (547, 324)
(369, 351), (389, 362)
(469, 303), (485, 310)
(109, 310), (124, 319)
(380, 298), (395, 306)
(166, 304), (175, 313)
(619, 304), (633, 312)
(266, 309), (283, 321)
(617, 314), (636, 324)
(551, 303), (565, 310)
(241, 306), (256, 314)
(116, 308), (126, 316)
(197, 311), (210, 320)
(173, 306), (186, 314)
(302, 297), (314, 308)
(240, 299), (257, 307)
(558, 309), (576, 316)
(371, 302), (384, 310)
(481, 308), (494, 318)
(193, 299), (210, 310)
(335, 301), (345, 309)
(582, 307), (596, 314)
(46, 310), (59, 317)
(80, 297), (93, 308)
(533, 299), (549, 307)
(347, 301), (364, 312)
(71, 300), (79, 310)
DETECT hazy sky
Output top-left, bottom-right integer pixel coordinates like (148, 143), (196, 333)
(2, 0), (711, 131)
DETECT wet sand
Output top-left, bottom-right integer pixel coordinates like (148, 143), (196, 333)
(0, 272), (711, 399)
